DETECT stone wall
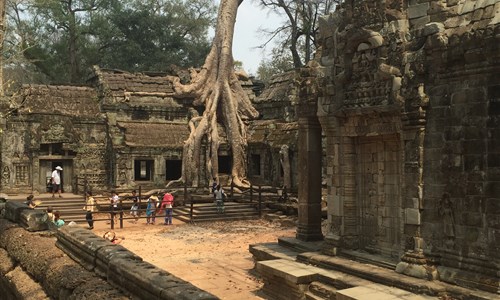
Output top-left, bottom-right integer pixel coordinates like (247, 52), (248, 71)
(419, 0), (500, 292)
(309, 0), (499, 293)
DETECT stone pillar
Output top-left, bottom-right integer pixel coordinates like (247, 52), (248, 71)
(296, 116), (323, 241)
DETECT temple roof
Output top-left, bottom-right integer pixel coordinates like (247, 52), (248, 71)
(248, 120), (298, 149)
(253, 71), (295, 104)
(18, 84), (100, 117)
(117, 122), (189, 148)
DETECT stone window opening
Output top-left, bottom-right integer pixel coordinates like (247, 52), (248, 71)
(15, 164), (29, 185)
(134, 159), (154, 181)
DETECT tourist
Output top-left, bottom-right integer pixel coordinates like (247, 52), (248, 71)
(46, 206), (55, 222)
(25, 194), (36, 209)
(160, 192), (174, 225)
(109, 191), (120, 225)
(130, 190), (139, 222)
(103, 231), (123, 244)
(53, 211), (65, 228)
(83, 191), (95, 229)
(51, 166), (63, 198)
(214, 185), (225, 214)
(211, 178), (217, 198)
(146, 195), (158, 225)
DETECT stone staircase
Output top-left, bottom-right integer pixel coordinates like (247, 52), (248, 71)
(174, 201), (262, 223)
(11, 194), (87, 222)
(250, 238), (498, 300)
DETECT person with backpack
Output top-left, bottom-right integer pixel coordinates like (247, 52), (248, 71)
(214, 185), (225, 214)
(160, 192), (174, 225)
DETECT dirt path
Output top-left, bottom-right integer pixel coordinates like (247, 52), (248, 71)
(93, 218), (296, 299)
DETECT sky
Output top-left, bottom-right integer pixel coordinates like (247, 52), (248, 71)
(232, 1), (285, 75)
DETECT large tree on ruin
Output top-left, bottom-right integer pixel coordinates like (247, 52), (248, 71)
(169, 0), (258, 188)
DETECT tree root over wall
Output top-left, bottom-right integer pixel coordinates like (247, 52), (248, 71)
(0, 219), (127, 299)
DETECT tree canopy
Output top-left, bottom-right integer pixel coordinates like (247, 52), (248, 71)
(3, 0), (216, 85)
(256, 0), (339, 80)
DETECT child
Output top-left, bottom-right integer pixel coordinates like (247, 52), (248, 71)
(53, 211), (65, 228)
(130, 190), (139, 222)
(159, 192), (174, 225)
(25, 195), (36, 209)
(46, 206), (55, 222)
(146, 195), (158, 225)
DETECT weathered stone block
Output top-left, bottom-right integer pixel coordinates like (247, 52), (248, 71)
(19, 209), (48, 232)
(408, 3), (430, 19)
(438, 265), (499, 293)
(4, 201), (30, 223)
(410, 15), (431, 28)
(0, 202), (5, 218)
(423, 22), (445, 36)
(460, 1), (477, 14)
(405, 208), (421, 225)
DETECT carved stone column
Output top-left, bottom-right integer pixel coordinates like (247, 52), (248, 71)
(295, 68), (323, 242)
(296, 116), (323, 241)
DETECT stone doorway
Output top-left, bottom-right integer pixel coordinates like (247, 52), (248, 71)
(356, 134), (401, 258)
(39, 160), (74, 193)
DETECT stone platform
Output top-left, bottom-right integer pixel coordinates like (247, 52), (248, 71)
(250, 238), (498, 300)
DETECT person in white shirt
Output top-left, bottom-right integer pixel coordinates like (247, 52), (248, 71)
(51, 166), (63, 198)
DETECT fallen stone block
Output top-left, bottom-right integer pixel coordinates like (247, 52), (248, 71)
(5, 201), (30, 223)
(5, 265), (50, 299)
(19, 209), (48, 232)
(56, 226), (111, 271)
(108, 258), (218, 300)
(95, 244), (142, 278)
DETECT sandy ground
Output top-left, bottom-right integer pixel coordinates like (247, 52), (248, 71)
(91, 215), (296, 300)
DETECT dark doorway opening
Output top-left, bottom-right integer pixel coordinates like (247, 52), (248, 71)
(166, 159), (182, 180)
(251, 154), (261, 176)
(134, 159), (154, 181)
(218, 155), (232, 174)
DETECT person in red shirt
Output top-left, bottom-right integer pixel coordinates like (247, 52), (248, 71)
(160, 192), (174, 225)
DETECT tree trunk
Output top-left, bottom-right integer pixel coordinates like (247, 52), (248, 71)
(68, 8), (79, 83)
(279, 145), (291, 189)
(168, 0), (258, 188)
(0, 0), (5, 96)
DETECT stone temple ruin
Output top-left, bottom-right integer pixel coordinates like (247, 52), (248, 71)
(280, 0), (499, 297)
(0, 67), (298, 194)
(0, 0), (499, 298)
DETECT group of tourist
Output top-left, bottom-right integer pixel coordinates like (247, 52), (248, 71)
(81, 190), (176, 227)
(25, 194), (65, 228)
(144, 192), (174, 225)
(26, 180), (227, 230)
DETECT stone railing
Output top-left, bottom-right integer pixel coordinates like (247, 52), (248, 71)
(0, 201), (218, 299)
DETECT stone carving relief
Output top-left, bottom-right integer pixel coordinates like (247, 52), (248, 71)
(118, 159), (130, 186)
(2, 166), (10, 185)
(438, 193), (455, 247)
(343, 29), (403, 109)
(41, 122), (73, 144)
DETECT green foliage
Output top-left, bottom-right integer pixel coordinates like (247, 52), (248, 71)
(256, 48), (294, 84)
(4, 0), (216, 85)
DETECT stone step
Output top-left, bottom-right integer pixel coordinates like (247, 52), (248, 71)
(256, 258), (439, 300)
(175, 213), (260, 223)
(251, 240), (499, 300)
(297, 252), (498, 300)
